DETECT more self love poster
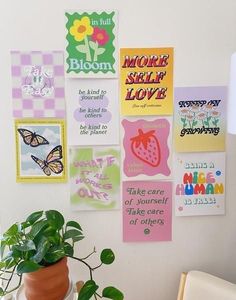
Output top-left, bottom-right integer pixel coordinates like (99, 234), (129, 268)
(122, 118), (172, 180)
(67, 80), (119, 145)
(174, 86), (227, 152)
(123, 181), (172, 242)
(11, 51), (65, 118)
(70, 146), (120, 210)
(174, 152), (225, 216)
(65, 11), (118, 78)
(120, 48), (173, 116)
(15, 119), (67, 183)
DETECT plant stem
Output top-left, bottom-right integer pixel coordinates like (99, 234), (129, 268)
(80, 247), (96, 260)
(93, 42), (99, 62)
(92, 263), (103, 271)
(4, 265), (16, 293)
(84, 36), (92, 62)
(4, 274), (22, 294)
(68, 255), (93, 280)
(95, 292), (102, 298)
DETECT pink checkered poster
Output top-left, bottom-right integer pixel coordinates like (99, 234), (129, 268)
(11, 51), (65, 118)
(123, 181), (172, 242)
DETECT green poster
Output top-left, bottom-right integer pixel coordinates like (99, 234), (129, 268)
(70, 146), (120, 210)
(65, 11), (118, 78)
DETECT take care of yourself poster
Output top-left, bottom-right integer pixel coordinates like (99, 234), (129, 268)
(67, 79), (119, 145)
(174, 152), (225, 216)
(70, 146), (120, 210)
(174, 86), (227, 152)
(15, 119), (67, 183)
(123, 181), (172, 242)
(120, 48), (173, 116)
(65, 11), (118, 78)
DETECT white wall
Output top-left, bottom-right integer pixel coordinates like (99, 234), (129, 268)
(0, 0), (236, 299)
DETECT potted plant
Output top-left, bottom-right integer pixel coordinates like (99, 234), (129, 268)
(0, 210), (124, 300)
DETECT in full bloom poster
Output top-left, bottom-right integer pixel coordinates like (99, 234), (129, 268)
(65, 11), (118, 78)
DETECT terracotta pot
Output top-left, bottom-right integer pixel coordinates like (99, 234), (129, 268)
(23, 257), (70, 300)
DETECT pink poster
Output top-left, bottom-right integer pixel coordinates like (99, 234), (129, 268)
(11, 51), (65, 118)
(123, 181), (172, 242)
(122, 118), (171, 179)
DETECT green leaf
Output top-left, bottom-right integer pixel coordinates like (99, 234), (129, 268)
(26, 211), (43, 225)
(14, 240), (36, 252)
(0, 261), (6, 269)
(76, 45), (87, 53)
(63, 229), (83, 240)
(45, 210), (64, 230)
(4, 224), (18, 237)
(102, 287), (124, 300)
(20, 221), (31, 230)
(64, 242), (74, 257)
(97, 48), (105, 55)
(32, 237), (50, 263)
(11, 246), (23, 259)
(44, 245), (65, 263)
(0, 287), (4, 296)
(100, 249), (115, 265)
(78, 280), (99, 300)
(192, 120), (198, 127)
(29, 220), (48, 240)
(89, 41), (97, 50)
(72, 235), (84, 242)
(66, 221), (82, 231)
(16, 260), (41, 274)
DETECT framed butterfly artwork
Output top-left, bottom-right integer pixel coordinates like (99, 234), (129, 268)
(15, 119), (67, 183)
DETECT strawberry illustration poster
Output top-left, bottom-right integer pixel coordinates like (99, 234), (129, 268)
(174, 152), (225, 216)
(11, 51), (65, 118)
(70, 146), (120, 210)
(123, 181), (172, 242)
(67, 80), (119, 145)
(174, 86), (227, 152)
(15, 119), (67, 183)
(122, 118), (172, 180)
(120, 48), (173, 116)
(65, 11), (117, 78)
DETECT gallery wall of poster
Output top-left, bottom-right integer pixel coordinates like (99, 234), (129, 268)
(1, 1), (236, 300)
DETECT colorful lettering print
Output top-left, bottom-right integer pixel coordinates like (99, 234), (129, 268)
(120, 48), (173, 115)
(174, 152), (225, 216)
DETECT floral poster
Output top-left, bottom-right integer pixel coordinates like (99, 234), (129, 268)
(15, 119), (67, 183)
(67, 80), (119, 145)
(11, 51), (65, 118)
(70, 146), (120, 210)
(123, 181), (172, 242)
(174, 152), (225, 216)
(174, 86), (227, 152)
(122, 118), (172, 180)
(65, 11), (117, 78)
(120, 48), (173, 116)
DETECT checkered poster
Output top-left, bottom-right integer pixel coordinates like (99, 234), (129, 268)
(11, 51), (65, 118)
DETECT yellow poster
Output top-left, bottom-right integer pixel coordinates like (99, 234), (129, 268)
(15, 119), (67, 183)
(120, 48), (173, 116)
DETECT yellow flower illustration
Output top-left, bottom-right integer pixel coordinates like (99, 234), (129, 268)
(70, 16), (94, 42)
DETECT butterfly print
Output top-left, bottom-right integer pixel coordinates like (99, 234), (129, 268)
(17, 128), (49, 147)
(31, 145), (63, 176)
